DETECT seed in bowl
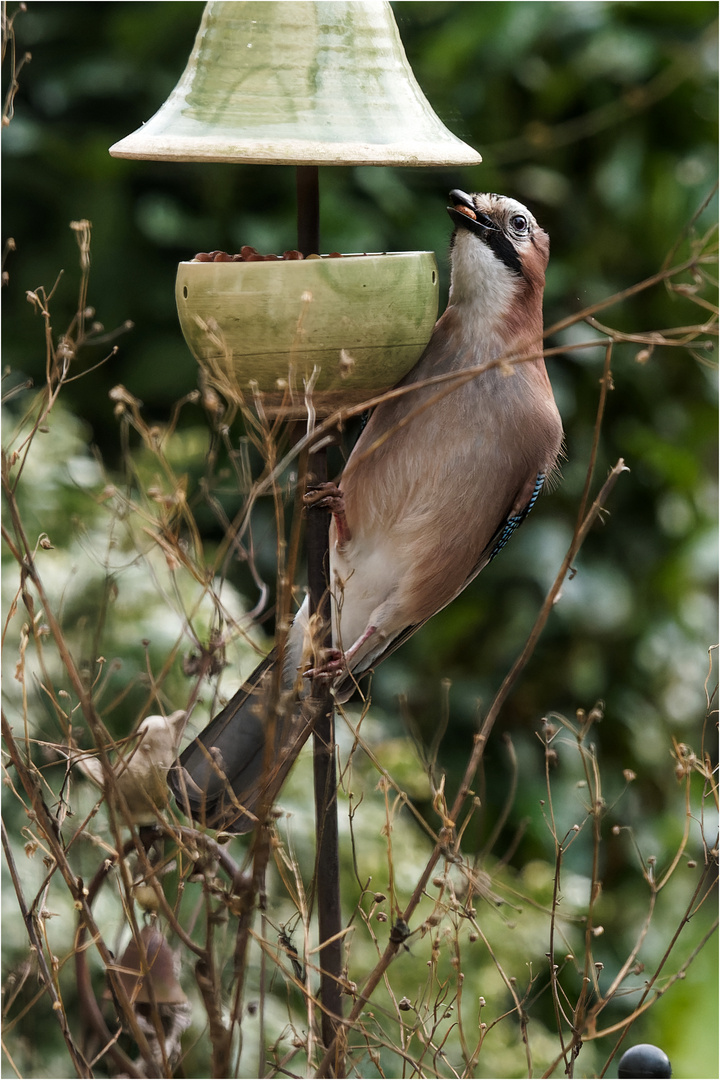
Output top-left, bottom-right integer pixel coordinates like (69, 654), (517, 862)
(190, 248), (350, 262)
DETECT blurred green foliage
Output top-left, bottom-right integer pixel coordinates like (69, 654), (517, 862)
(2, 2), (717, 1077)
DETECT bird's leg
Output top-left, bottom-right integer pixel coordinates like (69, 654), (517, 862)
(303, 483), (351, 547)
(304, 623), (380, 680)
(305, 648), (345, 680)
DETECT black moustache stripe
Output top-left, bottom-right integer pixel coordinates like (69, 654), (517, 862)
(483, 229), (522, 277)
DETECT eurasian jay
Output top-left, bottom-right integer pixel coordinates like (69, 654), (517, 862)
(170, 190), (563, 832)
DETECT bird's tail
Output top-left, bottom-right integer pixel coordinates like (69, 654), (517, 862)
(169, 647), (315, 833)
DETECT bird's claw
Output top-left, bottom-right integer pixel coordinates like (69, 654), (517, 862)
(304, 648), (346, 680)
(303, 482), (344, 514)
(304, 483), (351, 545)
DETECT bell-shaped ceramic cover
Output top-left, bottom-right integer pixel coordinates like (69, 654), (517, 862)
(109, 0), (481, 166)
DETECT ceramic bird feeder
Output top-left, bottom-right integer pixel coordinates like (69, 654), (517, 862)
(108, 7), (482, 1047)
(109, 0), (481, 417)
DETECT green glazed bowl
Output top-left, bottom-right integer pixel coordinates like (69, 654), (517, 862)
(176, 250), (438, 416)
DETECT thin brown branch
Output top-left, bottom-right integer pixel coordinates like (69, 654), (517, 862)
(1, 820), (92, 1077)
(313, 460), (629, 1076)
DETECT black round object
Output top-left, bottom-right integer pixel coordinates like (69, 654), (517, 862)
(618, 1044), (672, 1079)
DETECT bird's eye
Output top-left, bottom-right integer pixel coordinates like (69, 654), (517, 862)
(510, 214), (529, 234)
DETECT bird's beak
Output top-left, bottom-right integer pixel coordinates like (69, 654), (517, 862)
(447, 189), (495, 236)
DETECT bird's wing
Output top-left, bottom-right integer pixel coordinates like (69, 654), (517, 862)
(464, 470), (548, 580)
(169, 647), (316, 833)
(333, 471), (547, 702)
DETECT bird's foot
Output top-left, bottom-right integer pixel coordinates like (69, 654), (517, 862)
(303, 483), (351, 545)
(304, 648), (346, 681)
(303, 624), (380, 681)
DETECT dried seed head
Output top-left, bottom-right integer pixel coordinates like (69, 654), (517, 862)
(341, 349), (358, 380)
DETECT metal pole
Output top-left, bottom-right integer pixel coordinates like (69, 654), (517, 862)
(297, 166), (320, 257)
(306, 449), (345, 1071)
(297, 165), (345, 1074)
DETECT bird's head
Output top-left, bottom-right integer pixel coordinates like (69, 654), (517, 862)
(446, 190), (549, 318)
(135, 710), (186, 766)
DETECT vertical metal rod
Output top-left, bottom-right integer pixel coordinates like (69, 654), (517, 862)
(306, 449), (345, 1072)
(297, 165), (345, 1073)
(297, 165), (320, 257)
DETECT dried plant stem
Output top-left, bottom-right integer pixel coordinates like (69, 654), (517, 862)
(1, 820), (92, 1078)
(226, 826), (272, 1075)
(314, 457), (628, 1076)
(544, 248), (717, 336)
(539, 844), (719, 1078)
(315, 322), (629, 1073)
(599, 864), (718, 1072)
(1, 712), (162, 1077)
(2, 481), (109, 768)
(462, 460), (628, 816)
